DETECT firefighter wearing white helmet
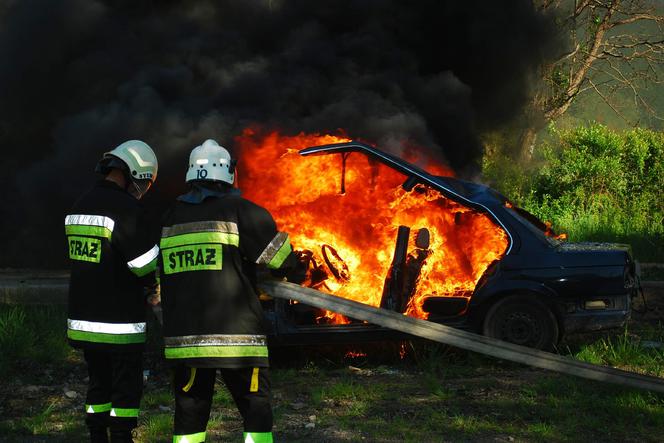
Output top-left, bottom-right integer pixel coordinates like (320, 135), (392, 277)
(159, 138), (300, 443)
(96, 140), (158, 199)
(66, 139), (160, 443)
(185, 139), (235, 185)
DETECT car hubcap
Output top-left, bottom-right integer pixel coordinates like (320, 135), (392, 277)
(501, 312), (541, 346)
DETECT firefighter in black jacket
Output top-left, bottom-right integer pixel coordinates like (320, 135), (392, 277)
(65, 140), (159, 443)
(159, 139), (296, 443)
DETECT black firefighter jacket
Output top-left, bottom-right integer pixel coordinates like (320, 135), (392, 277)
(65, 180), (159, 350)
(158, 187), (296, 369)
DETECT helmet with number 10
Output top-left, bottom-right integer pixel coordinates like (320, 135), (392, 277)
(186, 139), (235, 185)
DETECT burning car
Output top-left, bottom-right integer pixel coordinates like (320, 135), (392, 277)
(237, 133), (639, 351)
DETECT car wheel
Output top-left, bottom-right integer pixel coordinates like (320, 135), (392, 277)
(482, 295), (559, 351)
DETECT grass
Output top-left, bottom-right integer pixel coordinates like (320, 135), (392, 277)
(0, 396), (83, 440)
(0, 304), (72, 377)
(572, 326), (664, 377)
(137, 413), (172, 442)
(2, 348), (663, 442)
(1, 305), (664, 441)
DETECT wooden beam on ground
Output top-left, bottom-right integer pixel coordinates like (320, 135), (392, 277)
(259, 280), (664, 394)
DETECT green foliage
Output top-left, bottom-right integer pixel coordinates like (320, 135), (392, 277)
(483, 124), (664, 261)
(0, 304), (70, 376)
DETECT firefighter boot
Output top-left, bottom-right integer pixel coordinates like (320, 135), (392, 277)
(109, 429), (134, 443)
(89, 427), (109, 443)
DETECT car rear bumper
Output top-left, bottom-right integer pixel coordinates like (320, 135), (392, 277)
(561, 293), (631, 334)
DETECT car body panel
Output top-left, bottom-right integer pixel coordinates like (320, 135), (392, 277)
(265, 142), (637, 346)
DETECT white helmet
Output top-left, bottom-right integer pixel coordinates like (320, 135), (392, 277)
(186, 139), (235, 185)
(96, 140), (158, 199)
(102, 140), (158, 184)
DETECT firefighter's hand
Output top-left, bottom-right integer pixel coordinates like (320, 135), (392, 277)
(145, 283), (161, 306)
(285, 250), (309, 284)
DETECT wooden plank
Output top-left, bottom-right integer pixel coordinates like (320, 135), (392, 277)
(259, 280), (664, 394)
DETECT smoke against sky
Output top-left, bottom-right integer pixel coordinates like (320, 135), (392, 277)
(0, 0), (555, 267)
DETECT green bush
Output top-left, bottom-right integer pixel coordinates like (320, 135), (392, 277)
(483, 124), (664, 261)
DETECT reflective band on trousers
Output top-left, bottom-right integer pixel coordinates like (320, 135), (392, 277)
(244, 432), (274, 443)
(256, 232), (292, 269)
(127, 244), (159, 276)
(86, 403), (112, 413)
(173, 431), (206, 443)
(110, 407), (139, 418)
(65, 214), (115, 239)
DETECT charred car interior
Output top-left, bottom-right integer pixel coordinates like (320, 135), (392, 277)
(242, 141), (640, 351)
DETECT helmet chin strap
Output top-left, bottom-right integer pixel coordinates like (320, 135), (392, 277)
(127, 179), (151, 200)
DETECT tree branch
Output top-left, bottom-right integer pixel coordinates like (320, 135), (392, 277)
(587, 78), (631, 123)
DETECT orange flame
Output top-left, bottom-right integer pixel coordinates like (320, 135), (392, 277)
(345, 350), (368, 358)
(237, 128), (508, 322)
(544, 220), (568, 240)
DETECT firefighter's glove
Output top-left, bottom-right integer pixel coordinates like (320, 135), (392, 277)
(286, 251), (309, 285)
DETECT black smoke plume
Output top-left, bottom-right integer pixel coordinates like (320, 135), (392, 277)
(0, 0), (555, 267)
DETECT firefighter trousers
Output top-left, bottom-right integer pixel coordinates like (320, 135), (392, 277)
(83, 349), (143, 434)
(173, 365), (273, 443)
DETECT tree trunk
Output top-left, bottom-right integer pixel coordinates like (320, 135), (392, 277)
(518, 126), (539, 161)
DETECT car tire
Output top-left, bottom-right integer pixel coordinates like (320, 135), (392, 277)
(482, 295), (559, 351)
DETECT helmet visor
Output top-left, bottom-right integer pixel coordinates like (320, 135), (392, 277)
(129, 179), (152, 200)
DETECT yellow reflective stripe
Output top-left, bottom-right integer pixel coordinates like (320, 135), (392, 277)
(162, 221), (238, 237)
(267, 240), (292, 270)
(67, 319), (146, 345)
(164, 334), (266, 347)
(160, 232), (239, 249)
(86, 402), (112, 413)
(164, 345), (268, 359)
(250, 367), (259, 392)
(68, 329), (146, 344)
(65, 225), (113, 240)
(182, 368), (197, 393)
(174, 431), (206, 443)
(65, 214), (114, 240)
(244, 432), (273, 443)
(110, 407), (139, 418)
(129, 255), (158, 277)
